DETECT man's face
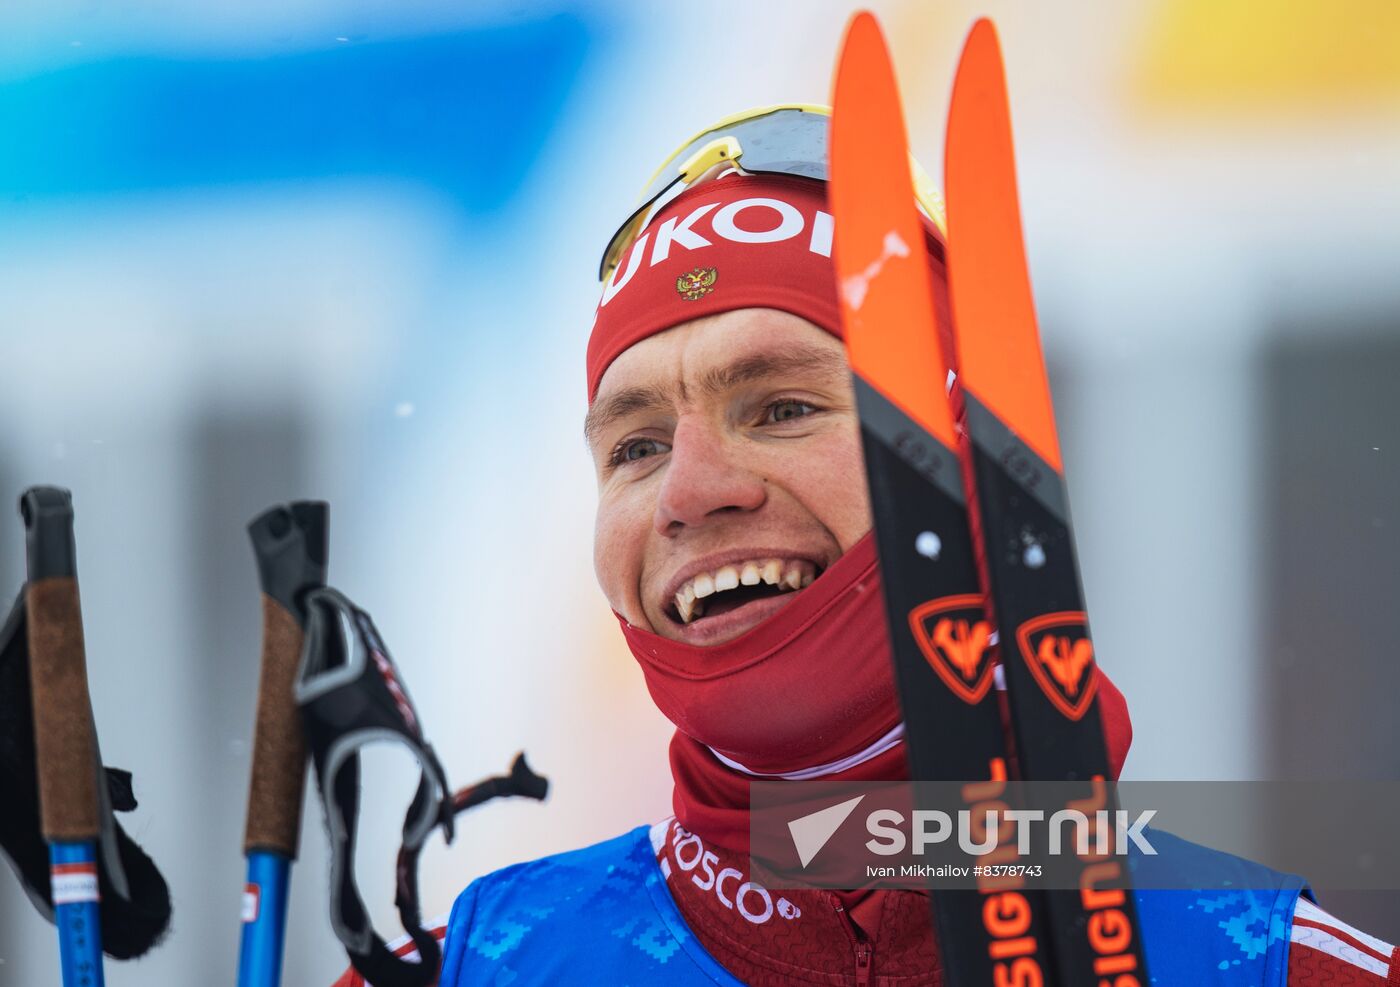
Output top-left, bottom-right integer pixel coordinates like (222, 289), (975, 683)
(586, 308), (871, 646)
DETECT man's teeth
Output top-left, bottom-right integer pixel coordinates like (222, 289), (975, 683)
(676, 583), (698, 623)
(673, 559), (817, 624)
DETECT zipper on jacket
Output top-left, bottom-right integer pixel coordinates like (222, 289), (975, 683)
(854, 941), (873, 987)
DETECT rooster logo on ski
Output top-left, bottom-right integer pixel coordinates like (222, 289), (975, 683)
(1016, 611), (1098, 720)
(908, 594), (995, 704)
(676, 267), (718, 301)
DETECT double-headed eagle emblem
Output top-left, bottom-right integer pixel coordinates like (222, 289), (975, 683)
(676, 267), (718, 301)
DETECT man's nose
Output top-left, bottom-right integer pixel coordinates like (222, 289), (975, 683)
(653, 416), (767, 536)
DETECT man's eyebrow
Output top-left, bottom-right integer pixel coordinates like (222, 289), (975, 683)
(583, 383), (675, 447)
(582, 342), (849, 447)
(696, 343), (849, 398)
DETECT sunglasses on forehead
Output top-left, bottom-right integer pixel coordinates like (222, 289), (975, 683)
(599, 104), (946, 282)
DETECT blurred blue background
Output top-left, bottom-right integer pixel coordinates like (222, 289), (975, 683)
(1, 1), (1397, 982)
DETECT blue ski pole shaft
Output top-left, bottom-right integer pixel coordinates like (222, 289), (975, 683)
(51, 842), (105, 987)
(237, 503), (327, 986)
(238, 851), (292, 987)
(22, 488), (107, 987)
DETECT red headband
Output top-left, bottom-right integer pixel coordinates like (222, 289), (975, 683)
(586, 174), (948, 400)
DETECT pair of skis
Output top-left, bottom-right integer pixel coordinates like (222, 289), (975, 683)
(831, 14), (1149, 987)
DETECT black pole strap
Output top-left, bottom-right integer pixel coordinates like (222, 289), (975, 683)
(295, 587), (547, 987)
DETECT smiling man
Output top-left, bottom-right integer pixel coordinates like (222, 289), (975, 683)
(332, 109), (1397, 987)
(589, 312), (855, 646)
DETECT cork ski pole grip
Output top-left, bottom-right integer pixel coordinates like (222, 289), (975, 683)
(244, 595), (307, 857)
(21, 487), (101, 843)
(242, 502), (328, 857)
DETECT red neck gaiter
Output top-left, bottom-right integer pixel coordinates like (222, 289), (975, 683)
(665, 670), (1134, 855)
(635, 539), (1132, 984)
(618, 535), (897, 777)
(619, 530), (1134, 853)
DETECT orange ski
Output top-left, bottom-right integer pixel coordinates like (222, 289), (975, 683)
(944, 19), (1061, 475)
(946, 18), (1150, 985)
(831, 13), (1053, 986)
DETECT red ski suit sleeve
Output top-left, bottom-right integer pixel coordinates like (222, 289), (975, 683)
(1286, 898), (1398, 985)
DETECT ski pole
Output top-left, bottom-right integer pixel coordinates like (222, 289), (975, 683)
(22, 486), (106, 987)
(237, 502), (328, 987)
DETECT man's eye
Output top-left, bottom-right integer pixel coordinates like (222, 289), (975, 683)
(611, 437), (670, 466)
(765, 399), (817, 424)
